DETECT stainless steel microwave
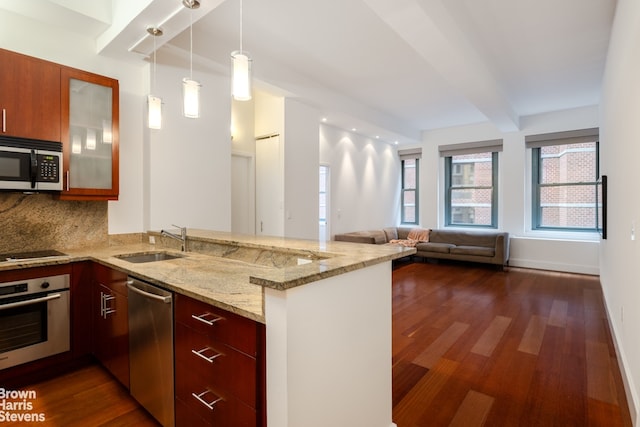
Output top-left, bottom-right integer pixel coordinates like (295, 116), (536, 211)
(0, 135), (63, 191)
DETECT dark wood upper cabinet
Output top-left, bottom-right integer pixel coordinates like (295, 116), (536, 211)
(59, 68), (119, 200)
(0, 48), (61, 142)
(0, 48), (119, 201)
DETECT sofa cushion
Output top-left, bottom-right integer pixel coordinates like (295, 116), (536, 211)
(407, 228), (430, 242)
(416, 242), (454, 254)
(368, 230), (389, 244)
(430, 230), (497, 247)
(334, 232), (376, 244)
(450, 245), (495, 257)
(383, 227), (398, 242)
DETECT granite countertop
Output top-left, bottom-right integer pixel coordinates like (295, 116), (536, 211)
(0, 229), (415, 323)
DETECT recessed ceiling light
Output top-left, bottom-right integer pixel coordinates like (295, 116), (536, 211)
(394, 141), (399, 145)
(351, 128), (357, 132)
(321, 117), (327, 122)
(375, 135), (380, 139)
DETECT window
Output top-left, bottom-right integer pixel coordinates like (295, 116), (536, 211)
(444, 151), (498, 227)
(440, 139), (502, 228)
(528, 128), (600, 232)
(399, 148), (421, 225)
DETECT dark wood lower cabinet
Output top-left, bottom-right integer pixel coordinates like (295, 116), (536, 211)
(174, 294), (266, 427)
(1, 262), (267, 426)
(92, 263), (129, 389)
(71, 261), (93, 358)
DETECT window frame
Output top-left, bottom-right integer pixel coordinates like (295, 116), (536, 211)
(531, 140), (600, 233)
(401, 158), (419, 225)
(444, 151), (499, 228)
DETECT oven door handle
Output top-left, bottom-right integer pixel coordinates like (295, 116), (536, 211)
(0, 293), (61, 310)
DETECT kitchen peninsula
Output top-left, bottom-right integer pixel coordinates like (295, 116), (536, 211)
(0, 229), (414, 427)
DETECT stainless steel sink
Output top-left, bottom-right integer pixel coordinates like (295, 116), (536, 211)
(115, 251), (185, 263)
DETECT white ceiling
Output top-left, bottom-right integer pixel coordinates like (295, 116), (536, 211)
(0, 0), (617, 144)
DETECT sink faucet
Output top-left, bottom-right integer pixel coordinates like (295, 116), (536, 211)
(161, 224), (187, 252)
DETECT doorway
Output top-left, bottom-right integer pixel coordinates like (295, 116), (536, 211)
(255, 134), (283, 236)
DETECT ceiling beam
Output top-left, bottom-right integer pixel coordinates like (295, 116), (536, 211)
(363, 0), (520, 132)
(97, 0), (225, 61)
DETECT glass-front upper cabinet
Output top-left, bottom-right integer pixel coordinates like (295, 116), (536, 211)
(59, 68), (119, 200)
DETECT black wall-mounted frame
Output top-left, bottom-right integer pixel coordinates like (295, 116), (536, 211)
(598, 175), (607, 239)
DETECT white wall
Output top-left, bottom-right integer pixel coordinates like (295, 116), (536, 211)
(599, 0), (640, 422)
(147, 56), (232, 231)
(231, 98), (256, 234)
(320, 125), (401, 237)
(0, 8), (147, 235)
(283, 99), (320, 240)
(422, 106), (601, 275)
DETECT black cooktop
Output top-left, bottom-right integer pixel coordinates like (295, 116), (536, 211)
(0, 250), (68, 261)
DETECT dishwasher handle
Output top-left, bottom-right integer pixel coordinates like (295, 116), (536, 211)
(127, 281), (172, 303)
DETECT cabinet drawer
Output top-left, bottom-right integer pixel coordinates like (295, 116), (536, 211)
(175, 322), (256, 407)
(175, 363), (257, 427)
(175, 397), (211, 427)
(175, 294), (258, 356)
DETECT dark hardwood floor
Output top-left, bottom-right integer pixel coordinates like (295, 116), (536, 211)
(6, 261), (632, 426)
(5, 364), (158, 426)
(392, 259), (632, 426)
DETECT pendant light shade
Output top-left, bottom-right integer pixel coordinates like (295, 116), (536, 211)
(231, 51), (252, 101)
(147, 26), (163, 129)
(148, 95), (163, 129)
(231, 0), (252, 101)
(182, 78), (201, 118)
(182, 0), (201, 119)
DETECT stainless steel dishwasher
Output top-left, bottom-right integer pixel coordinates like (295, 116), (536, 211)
(127, 277), (174, 427)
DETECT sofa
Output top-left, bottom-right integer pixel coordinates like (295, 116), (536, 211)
(334, 227), (509, 268)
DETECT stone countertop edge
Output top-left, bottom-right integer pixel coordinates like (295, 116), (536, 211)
(0, 231), (416, 323)
(249, 252), (412, 291)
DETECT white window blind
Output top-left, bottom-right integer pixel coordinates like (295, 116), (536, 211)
(438, 139), (503, 157)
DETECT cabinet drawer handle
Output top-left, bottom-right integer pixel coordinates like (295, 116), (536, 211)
(101, 292), (116, 318)
(191, 347), (222, 364)
(191, 312), (222, 326)
(2, 108), (5, 133)
(192, 390), (223, 411)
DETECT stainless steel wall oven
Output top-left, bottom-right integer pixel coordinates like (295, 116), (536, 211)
(0, 273), (70, 370)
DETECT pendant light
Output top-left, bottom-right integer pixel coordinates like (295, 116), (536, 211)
(182, 0), (201, 118)
(231, 0), (252, 101)
(147, 26), (163, 129)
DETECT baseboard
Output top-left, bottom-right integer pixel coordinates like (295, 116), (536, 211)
(508, 257), (599, 275)
(601, 290), (639, 425)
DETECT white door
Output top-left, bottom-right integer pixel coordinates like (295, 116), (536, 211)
(231, 153), (255, 234)
(255, 135), (284, 236)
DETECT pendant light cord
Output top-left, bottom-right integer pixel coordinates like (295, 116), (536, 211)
(153, 34), (157, 92)
(189, 5), (193, 79)
(240, 0), (243, 54)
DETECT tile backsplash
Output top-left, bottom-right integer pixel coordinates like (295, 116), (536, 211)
(0, 192), (109, 253)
